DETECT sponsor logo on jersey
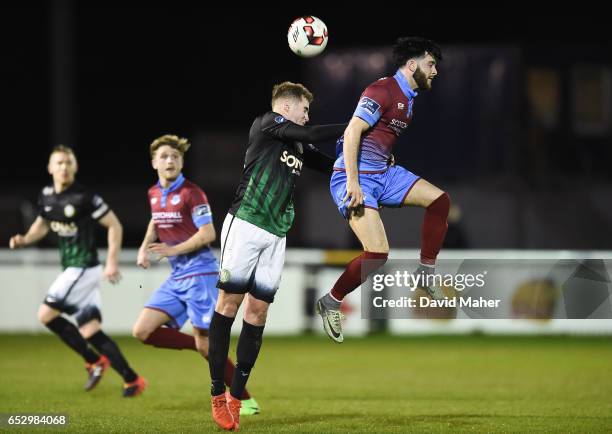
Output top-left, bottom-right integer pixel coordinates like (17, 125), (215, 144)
(152, 211), (182, 226)
(64, 204), (76, 218)
(359, 97), (381, 116)
(50, 220), (78, 237)
(389, 118), (409, 135)
(397, 102), (405, 110)
(171, 194), (181, 205)
(194, 204), (211, 217)
(390, 119), (408, 129)
(280, 150), (303, 172)
(274, 115), (285, 123)
(151, 197), (158, 205)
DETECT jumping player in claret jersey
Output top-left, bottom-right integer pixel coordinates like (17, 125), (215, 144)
(131, 135), (259, 415)
(9, 145), (146, 397)
(317, 37), (451, 343)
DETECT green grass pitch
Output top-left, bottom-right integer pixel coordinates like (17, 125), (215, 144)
(1, 334), (611, 433)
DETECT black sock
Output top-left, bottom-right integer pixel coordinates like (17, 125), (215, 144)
(46, 316), (100, 364)
(208, 312), (235, 396)
(230, 320), (264, 400)
(87, 330), (138, 383)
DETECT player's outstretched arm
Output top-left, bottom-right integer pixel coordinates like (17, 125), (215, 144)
(342, 116), (370, 208)
(9, 216), (50, 249)
(148, 223), (215, 258)
(303, 144), (335, 174)
(267, 121), (347, 144)
(137, 218), (157, 269)
(98, 211), (123, 284)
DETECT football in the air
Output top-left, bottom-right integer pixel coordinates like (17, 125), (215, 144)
(287, 16), (328, 57)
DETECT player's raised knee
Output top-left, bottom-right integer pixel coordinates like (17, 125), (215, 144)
(364, 242), (390, 255)
(132, 324), (151, 342)
(432, 191), (451, 215)
(37, 304), (58, 325)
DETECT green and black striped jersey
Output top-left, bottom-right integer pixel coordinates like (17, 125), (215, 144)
(38, 183), (111, 269)
(229, 111), (345, 237)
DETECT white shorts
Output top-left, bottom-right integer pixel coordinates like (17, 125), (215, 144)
(217, 214), (286, 303)
(44, 265), (103, 326)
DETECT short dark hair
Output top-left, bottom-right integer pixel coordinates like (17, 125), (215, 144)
(392, 37), (442, 68)
(271, 81), (313, 107)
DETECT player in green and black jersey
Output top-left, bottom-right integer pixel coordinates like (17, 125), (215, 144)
(208, 81), (346, 429)
(9, 145), (146, 397)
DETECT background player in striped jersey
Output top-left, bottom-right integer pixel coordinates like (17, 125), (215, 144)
(207, 82), (346, 430)
(9, 145), (146, 396)
(131, 135), (259, 415)
(317, 37), (451, 343)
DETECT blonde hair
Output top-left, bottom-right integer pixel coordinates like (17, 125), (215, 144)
(271, 81), (313, 108)
(150, 134), (191, 159)
(49, 144), (76, 162)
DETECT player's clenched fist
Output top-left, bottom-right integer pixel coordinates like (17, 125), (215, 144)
(9, 234), (26, 249)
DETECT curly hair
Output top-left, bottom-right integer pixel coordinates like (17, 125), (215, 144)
(392, 37), (442, 68)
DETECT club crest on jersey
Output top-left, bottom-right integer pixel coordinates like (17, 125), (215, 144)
(43, 186), (54, 196)
(64, 204), (76, 218)
(359, 97), (380, 116)
(296, 142), (303, 154)
(171, 194), (181, 205)
(220, 269), (231, 283)
(151, 197), (158, 205)
(274, 115), (285, 124)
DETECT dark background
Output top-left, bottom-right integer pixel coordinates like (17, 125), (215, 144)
(2, 4), (612, 249)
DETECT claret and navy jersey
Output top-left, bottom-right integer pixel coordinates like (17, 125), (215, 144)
(147, 173), (218, 279)
(334, 70), (418, 173)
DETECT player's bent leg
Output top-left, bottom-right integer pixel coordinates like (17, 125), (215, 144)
(403, 178), (451, 300)
(132, 308), (196, 351)
(79, 317), (144, 397)
(77, 319), (110, 391)
(348, 206), (390, 254)
(132, 308), (170, 341)
(317, 208), (389, 343)
(39, 304), (103, 384)
(402, 178), (445, 208)
(37, 303), (61, 325)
